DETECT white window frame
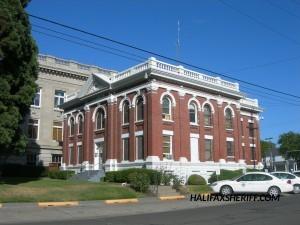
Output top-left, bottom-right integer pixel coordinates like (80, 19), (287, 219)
(122, 137), (130, 161)
(95, 109), (105, 131)
(54, 90), (65, 109)
(135, 134), (144, 161)
(28, 118), (39, 140)
(162, 96), (172, 121)
(52, 121), (63, 142)
(68, 144), (74, 165)
(135, 96), (144, 122)
(77, 142), (83, 165)
(31, 88), (42, 108)
(122, 101), (130, 125)
(226, 139), (235, 158)
(189, 102), (198, 125)
(162, 134), (173, 160)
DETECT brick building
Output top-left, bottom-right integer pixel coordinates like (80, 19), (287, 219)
(61, 57), (263, 180)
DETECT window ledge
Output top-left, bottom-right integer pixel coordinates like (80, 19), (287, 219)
(135, 120), (144, 124)
(190, 123), (199, 126)
(162, 119), (174, 123)
(226, 129), (234, 131)
(30, 105), (41, 109)
(122, 123), (130, 126)
(54, 108), (63, 112)
(204, 126), (213, 128)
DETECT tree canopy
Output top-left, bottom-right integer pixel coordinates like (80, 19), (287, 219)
(0, 0), (38, 156)
(278, 132), (300, 160)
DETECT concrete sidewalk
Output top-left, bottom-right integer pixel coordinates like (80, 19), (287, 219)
(0, 197), (237, 224)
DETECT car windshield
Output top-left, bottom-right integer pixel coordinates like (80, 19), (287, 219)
(272, 173), (280, 178)
(294, 172), (300, 177)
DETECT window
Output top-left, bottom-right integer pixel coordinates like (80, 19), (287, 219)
(69, 146), (74, 164)
(28, 119), (39, 139)
(96, 108), (105, 130)
(237, 174), (254, 182)
(189, 103), (197, 124)
(225, 108), (233, 129)
(163, 135), (172, 159)
(52, 121), (63, 142)
(136, 97), (144, 121)
(77, 145), (83, 164)
(249, 123), (254, 138)
(78, 115), (84, 134)
(123, 101), (130, 124)
(253, 174), (273, 181)
(32, 88), (41, 107)
(204, 104), (212, 126)
(226, 141), (234, 157)
(123, 138), (130, 161)
(205, 139), (213, 161)
(54, 90), (65, 108)
(162, 96), (172, 120)
(69, 117), (75, 136)
(136, 136), (144, 160)
(52, 154), (62, 163)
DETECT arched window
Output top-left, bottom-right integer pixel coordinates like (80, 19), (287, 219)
(189, 103), (197, 124)
(204, 104), (212, 126)
(136, 96), (144, 121)
(225, 108), (233, 129)
(162, 96), (171, 120)
(96, 108), (105, 130)
(123, 101), (130, 124)
(69, 117), (75, 136)
(78, 115), (83, 134)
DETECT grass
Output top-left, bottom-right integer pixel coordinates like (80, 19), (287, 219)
(0, 177), (142, 203)
(187, 185), (212, 194)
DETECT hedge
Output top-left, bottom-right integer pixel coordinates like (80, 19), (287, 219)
(48, 170), (75, 180)
(187, 174), (206, 185)
(104, 168), (161, 185)
(0, 164), (47, 178)
(128, 172), (150, 192)
(208, 169), (243, 184)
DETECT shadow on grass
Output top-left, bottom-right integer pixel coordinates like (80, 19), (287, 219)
(0, 177), (42, 185)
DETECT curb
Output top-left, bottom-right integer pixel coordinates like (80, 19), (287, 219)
(38, 201), (79, 207)
(159, 195), (185, 200)
(105, 198), (139, 204)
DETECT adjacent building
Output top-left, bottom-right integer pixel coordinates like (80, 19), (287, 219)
(61, 57), (263, 180)
(21, 54), (115, 166)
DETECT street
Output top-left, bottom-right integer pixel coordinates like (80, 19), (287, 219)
(3, 194), (300, 225)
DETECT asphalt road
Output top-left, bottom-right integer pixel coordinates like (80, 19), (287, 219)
(11, 194), (300, 225)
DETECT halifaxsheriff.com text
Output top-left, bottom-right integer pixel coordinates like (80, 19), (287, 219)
(190, 193), (280, 202)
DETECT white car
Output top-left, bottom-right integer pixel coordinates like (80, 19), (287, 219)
(271, 172), (300, 194)
(293, 171), (300, 177)
(210, 172), (293, 196)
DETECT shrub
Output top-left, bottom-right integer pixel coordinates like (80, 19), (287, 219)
(172, 175), (184, 191)
(128, 172), (150, 192)
(104, 168), (161, 185)
(48, 170), (75, 180)
(161, 172), (172, 186)
(187, 174), (206, 185)
(0, 164), (47, 178)
(208, 169), (243, 184)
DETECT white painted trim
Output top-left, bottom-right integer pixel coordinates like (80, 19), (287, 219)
(160, 91), (176, 107)
(187, 97), (201, 111)
(94, 138), (104, 143)
(242, 143), (245, 147)
(204, 135), (213, 139)
(75, 112), (84, 123)
(121, 133), (130, 138)
(224, 105), (235, 118)
(77, 141), (82, 146)
(162, 130), (174, 135)
(226, 137), (234, 141)
(240, 118), (244, 121)
(190, 133), (200, 138)
(68, 143), (74, 147)
(202, 101), (215, 114)
(119, 97), (132, 112)
(135, 130), (143, 136)
(92, 105), (107, 121)
(250, 143), (256, 147)
(132, 93), (146, 107)
(248, 119), (254, 123)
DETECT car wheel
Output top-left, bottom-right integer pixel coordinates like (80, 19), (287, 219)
(268, 186), (281, 197)
(293, 184), (300, 194)
(220, 185), (233, 196)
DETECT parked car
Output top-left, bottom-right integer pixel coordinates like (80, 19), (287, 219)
(271, 172), (300, 194)
(209, 172), (293, 196)
(293, 171), (300, 177)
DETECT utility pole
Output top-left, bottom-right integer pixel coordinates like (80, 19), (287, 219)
(265, 137), (273, 172)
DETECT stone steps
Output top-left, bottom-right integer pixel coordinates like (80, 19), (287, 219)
(70, 170), (105, 182)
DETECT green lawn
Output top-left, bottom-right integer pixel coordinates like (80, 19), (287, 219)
(0, 177), (141, 203)
(187, 185), (212, 194)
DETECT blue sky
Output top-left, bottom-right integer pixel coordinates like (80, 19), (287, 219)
(27, 0), (300, 143)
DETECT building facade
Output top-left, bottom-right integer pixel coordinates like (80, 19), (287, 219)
(61, 57), (263, 181)
(16, 54), (115, 166)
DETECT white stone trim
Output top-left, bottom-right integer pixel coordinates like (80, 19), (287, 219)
(135, 130), (143, 136)
(67, 115), (75, 126)
(248, 119), (254, 123)
(77, 141), (82, 146)
(250, 143), (256, 147)
(121, 133), (130, 138)
(204, 135), (213, 139)
(68, 143), (74, 147)
(224, 105), (235, 117)
(202, 100), (215, 114)
(119, 97), (132, 112)
(242, 143), (245, 147)
(190, 133), (200, 138)
(94, 138), (104, 143)
(187, 97), (201, 111)
(75, 112), (84, 123)
(92, 105), (107, 121)
(226, 137), (234, 141)
(163, 130), (174, 136)
(240, 118), (244, 121)
(160, 91), (176, 107)
(132, 93), (146, 107)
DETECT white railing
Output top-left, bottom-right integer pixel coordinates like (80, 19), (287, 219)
(65, 91), (79, 102)
(240, 98), (259, 107)
(111, 57), (239, 91)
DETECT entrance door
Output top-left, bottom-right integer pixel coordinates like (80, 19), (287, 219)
(94, 142), (104, 170)
(190, 137), (199, 162)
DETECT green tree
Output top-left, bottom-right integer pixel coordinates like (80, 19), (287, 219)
(260, 140), (270, 158)
(0, 0), (38, 158)
(278, 132), (300, 160)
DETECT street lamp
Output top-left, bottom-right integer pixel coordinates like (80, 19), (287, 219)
(265, 137), (273, 171)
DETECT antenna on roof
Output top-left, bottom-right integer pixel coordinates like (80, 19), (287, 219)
(176, 19), (180, 61)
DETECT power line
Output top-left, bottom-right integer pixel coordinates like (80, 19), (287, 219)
(218, 0), (300, 46)
(266, 0), (300, 21)
(32, 29), (143, 63)
(28, 13), (300, 100)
